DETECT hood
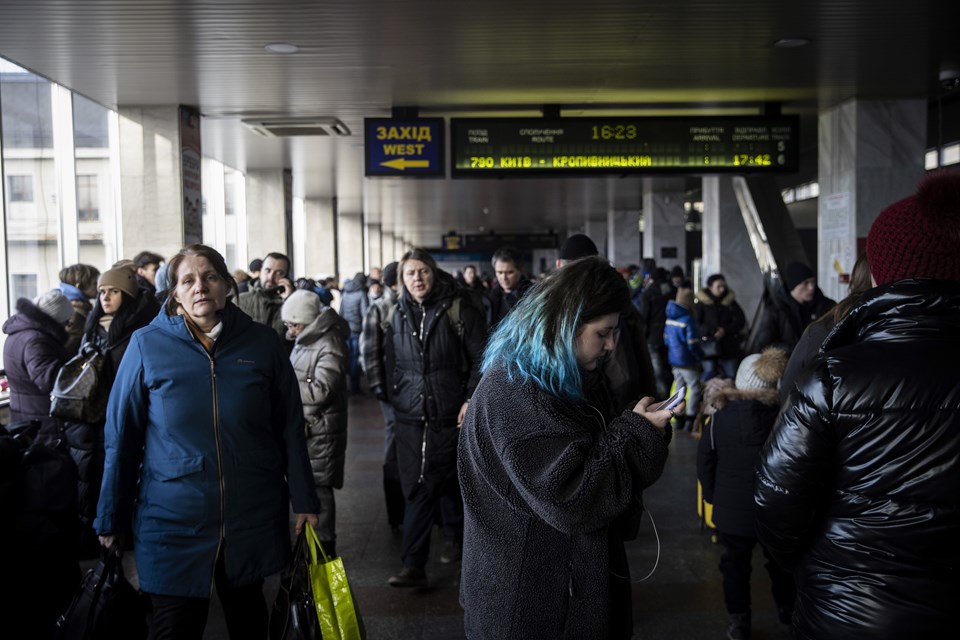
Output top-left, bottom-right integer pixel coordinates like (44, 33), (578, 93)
(342, 276), (365, 293)
(2, 298), (68, 342)
(666, 299), (692, 319)
(295, 307), (350, 345)
(697, 288), (736, 306)
(711, 386), (780, 410)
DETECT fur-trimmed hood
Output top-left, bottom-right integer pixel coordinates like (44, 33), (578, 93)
(711, 386), (780, 410)
(697, 287), (737, 306)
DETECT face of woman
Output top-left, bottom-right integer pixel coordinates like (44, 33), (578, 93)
(574, 312), (621, 371)
(99, 287), (124, 315)
(284, 321), (305, 338)
(402, 259), (434, 303)
(173, 255), (229, 331)
(709, 279), (727, 298)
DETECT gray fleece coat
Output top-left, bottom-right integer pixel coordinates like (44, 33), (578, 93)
(458, 362), (670, 639)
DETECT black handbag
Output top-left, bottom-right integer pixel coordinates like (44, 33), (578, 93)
(50, 343), (110, 423)
(56, 545), (146, 640)
(270, 531), (323, 640)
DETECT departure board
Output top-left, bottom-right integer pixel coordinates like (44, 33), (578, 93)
(450, 116), (799, 176)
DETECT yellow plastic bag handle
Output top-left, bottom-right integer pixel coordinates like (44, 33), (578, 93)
(304, 522), (332, 564)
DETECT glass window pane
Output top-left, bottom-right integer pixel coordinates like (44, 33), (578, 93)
(1, 59), (59, 312)
(73, 93), (116, 269)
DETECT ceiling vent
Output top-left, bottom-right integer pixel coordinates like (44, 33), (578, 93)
(242, 117), (351, 137)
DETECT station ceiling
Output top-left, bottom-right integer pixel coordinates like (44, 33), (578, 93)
(1, 0), (958, 247)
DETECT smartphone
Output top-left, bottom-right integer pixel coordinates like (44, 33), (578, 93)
(653, 386), (686, 412)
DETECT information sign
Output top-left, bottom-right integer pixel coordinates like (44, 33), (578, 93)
(365, 118), (445, 177)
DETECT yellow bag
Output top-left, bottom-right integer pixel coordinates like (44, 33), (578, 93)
(304, 524), (366, 640)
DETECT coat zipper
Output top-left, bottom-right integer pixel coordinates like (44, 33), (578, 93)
(208, 352), (226, 592)
(417, 301), (428, 484)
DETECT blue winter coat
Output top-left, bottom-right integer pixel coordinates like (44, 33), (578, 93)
(664, 301), (704, 368)
(94, 302), (319, 598)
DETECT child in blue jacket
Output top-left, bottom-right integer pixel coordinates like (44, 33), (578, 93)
(664, 282), (703, 430)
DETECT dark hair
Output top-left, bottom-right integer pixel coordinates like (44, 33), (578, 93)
(295, 277), (317, 291)
(263, 252), (291, 278)
(706, 273), (726, 288)
(133, 251), (165, 270)
(491, 246), (521, 269)
(164, 244), (238, 315)
(59, 263), (100, 292)
(483, 256), (630, 400)
(84, 290), (137, 346)
(398, 248), (438, 295)
(248, 258), (263, 272)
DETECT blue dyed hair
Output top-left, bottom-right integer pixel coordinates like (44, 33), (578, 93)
(482, 256), (630, 401)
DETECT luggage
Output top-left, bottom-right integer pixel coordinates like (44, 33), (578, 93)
(270, 529), (323, 640)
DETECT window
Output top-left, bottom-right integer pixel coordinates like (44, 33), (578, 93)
(7, 175), (33, 202)
(77, 174), (99, 220)
(10, 273), (37, 301)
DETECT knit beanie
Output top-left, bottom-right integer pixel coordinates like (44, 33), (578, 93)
(559, 234), (599, 260)
(866, 171), (960, 285)
(33, 289), (75, 325)
(382, 261), (399, 288)
(281, 289), (321, 325)
(782, 261), (815, 292)
(98, 266), (139, 298)
(735, 348), (787, 391)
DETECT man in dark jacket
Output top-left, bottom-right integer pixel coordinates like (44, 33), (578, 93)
(339, 272), (369, 394)
(754, 261), (835, 354)
(386, 249), (485, 588)
(484, 246), (534, 330)
(636, 266), (673, 397)
(2, 290), (74, 441)
(237, 252), (294, 345)
(755, 172), (960, 639)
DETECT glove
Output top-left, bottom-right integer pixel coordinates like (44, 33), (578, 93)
(371, 384), (388, 402)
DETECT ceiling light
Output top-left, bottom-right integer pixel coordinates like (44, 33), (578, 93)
(773, 38), (810, 49)
(264, 42), (299, 54)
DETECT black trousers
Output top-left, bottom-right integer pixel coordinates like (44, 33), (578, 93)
(717, 531), (796, 616)
(147, 548), (267, 640)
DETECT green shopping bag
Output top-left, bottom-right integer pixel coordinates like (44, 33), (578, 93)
(304, 524), (366, 640)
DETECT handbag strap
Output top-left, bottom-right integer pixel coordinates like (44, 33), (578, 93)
(303, 523), (331, 564)
(83, 546), (122, 635)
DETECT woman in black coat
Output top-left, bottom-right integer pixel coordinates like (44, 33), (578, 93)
(694, 273), (746, 380)
(1, 291), (74, 441)
(63, 266), (159, 553)
(385, 248), (487, 588)
(458, 257), (674, 639)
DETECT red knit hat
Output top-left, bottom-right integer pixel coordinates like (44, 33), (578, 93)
(866, 171), (960, 285)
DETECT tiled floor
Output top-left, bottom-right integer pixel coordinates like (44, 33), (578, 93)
(89, 392), (794, 639)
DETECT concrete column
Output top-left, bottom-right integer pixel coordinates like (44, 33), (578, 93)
(304, 197), (336, 279)
(818, 99), (926, 301)
(337, 194), (364, 283)
(116, 106), (184, 258)
(382, 230), (396, 265)
(367, 223), (383, 272)
(607, 208), (641, 268)
(244, 169), (287, 262)
(701, 176), (765, 325)
(642, 177), (686, 272)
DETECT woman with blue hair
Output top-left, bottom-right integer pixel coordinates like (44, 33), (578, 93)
(458, 256), (676, 640)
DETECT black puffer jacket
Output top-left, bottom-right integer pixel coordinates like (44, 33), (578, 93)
(697, 387), (779, 537)
(386, 272), (485, 490)
(754, 279), (960, 639)
(694, 287), (746, 360)
(1, 299), (70, 440)
(359, 287), (396, 399)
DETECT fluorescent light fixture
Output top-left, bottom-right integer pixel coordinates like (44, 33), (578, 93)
(773, 38), (810, 48)
(264, 42), (299, 54)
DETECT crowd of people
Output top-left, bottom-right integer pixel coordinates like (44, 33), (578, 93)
(1, 170), (958, 639)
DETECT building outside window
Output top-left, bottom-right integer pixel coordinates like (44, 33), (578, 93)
(6, 175), (33, 202)
(9, 273), (37, 302)
(77, 174), (99, 220)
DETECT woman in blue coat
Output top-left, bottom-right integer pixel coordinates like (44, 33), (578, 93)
(95, 244), (319, 640)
